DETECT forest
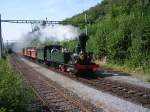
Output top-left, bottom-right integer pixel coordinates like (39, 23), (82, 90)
(63, 0), (150, 73)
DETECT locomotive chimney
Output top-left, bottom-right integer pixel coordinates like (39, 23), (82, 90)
(79, 33), (88, 52)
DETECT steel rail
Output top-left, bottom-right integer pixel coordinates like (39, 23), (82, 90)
(10, 55), (92, 112)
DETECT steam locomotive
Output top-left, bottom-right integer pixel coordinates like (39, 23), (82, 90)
(22, 33), (99, 74)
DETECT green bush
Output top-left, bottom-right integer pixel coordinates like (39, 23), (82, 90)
(0, 59), (33, 112)
(64, 0), (150, 73)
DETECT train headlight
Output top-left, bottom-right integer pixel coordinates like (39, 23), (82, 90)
(79, 51), (85, 60)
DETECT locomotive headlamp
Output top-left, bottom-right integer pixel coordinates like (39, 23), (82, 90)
(79, 51), (85, 60)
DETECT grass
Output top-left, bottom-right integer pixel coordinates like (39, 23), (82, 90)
(96, 60), (150, 82)
(0, 58), (34, 112)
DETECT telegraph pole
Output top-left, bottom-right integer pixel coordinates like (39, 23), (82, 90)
(84, 13), (88, 35)
(7, 40), (8, 50)
(0, 14), (2, 59)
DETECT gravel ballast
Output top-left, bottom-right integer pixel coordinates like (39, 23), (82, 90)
(97, 69), (150, 89)
(21, 57), (150, 112)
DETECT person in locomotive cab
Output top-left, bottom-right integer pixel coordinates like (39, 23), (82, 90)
(61, 47), (64, 53)
(61, 47), (69, 53)
(51, 48), (59, 53)
(51, 48), (56, 53)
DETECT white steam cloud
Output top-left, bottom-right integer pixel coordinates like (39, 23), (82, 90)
(13, 24), (81, 52)
(41, 25), (81, 41)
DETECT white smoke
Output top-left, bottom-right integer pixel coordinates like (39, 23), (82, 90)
(41, 24), (81, 41)
(13, 24), (81, 52)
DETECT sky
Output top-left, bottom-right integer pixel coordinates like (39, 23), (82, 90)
(0, 0), (102, 42)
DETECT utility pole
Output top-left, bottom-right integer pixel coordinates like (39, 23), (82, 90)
(7, 40), (8, 50)
(84, 13), (88, 35)
(0, 14), (1, 59)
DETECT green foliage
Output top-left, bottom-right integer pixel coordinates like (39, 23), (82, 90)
(64, 0), (150, 73)
(0, 59), (33, 112)
(61, 39), (78, 51)
(2, 49), (7, 60)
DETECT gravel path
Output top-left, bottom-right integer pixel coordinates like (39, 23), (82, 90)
(21, 57), (150, 112)
(97, 69), (150, 89)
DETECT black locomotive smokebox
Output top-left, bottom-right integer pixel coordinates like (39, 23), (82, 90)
(79, 33), (88, 52)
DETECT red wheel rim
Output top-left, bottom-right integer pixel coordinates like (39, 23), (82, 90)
(60, 64), (65, 72)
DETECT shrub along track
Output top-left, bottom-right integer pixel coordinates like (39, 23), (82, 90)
(25, 56), (150, 109)
(9, 54), (99, 112)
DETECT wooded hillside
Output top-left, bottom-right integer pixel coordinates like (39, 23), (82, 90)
(63, 0), (150, 73)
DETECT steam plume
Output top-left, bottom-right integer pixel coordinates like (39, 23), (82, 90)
(13, 24), (81, 52)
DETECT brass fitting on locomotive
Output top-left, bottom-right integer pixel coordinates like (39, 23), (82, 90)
(79, 51), (85, 61)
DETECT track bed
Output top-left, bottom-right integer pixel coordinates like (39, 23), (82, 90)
(24, 55), (150, 109)
(9, 54), (100, 112)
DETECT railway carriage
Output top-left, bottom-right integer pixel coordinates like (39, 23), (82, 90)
(23, 47), (36, 59)
(30, 48), (37, 59)
(22, 48), (27, 56)
(26, 47), (32, 57)
(44, 45), (71, 68)
(37, 48), (45, 62)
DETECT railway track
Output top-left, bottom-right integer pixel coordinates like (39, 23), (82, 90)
(10, 54), (150, 110)
(53, 70), (150, 109)
(33, 59), (150, 109)
(77, 77), (150, 109)
(31, 100), (50, 112)
(9, 55), (99, 112)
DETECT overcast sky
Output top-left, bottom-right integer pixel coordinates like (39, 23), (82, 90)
(0, 0), (101, 42)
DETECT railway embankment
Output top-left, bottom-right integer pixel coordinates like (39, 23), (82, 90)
(9, 54), (101, 112)
(97, 61), (150, 83)
(0, 58), (33, 112)
(17, 55), (150, 112)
